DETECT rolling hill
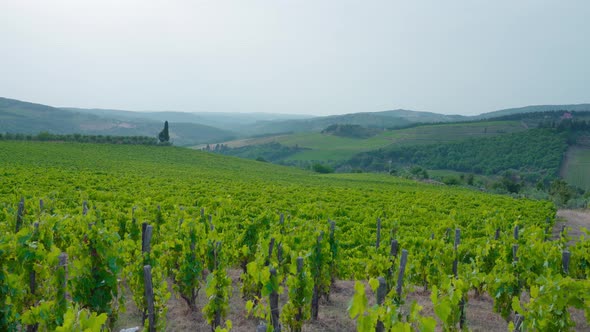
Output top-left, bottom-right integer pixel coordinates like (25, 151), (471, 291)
(246, 105), (590, 136)
(245, 109), (468, 135)
(0, 97), (236, 146)
(212, 120), (529, 163)
(477, 104), (590, 119)
(64, 107), (312, 134)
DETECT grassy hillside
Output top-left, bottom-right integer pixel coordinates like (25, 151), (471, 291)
(0, 140), (553, 231)
(562, 146), (590, 191)
(346, 129), (568, 178)
(0, 97), (108, 133)
(0, 97), (236, 146)
(214, 120), (526, 163)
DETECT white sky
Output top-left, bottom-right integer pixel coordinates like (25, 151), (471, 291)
(1, 0), (589, 115)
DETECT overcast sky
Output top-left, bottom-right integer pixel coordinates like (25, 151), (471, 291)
(1, 1), (589, 115)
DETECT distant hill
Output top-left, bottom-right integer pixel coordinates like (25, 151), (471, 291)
(477, 104), (590, 119)
(0, 97), (236, 146)
(212, 120), (528, 164)
(247, 109), (468, 135)
(64, 107), (313, 134)
(345, 128), (568, 177)
(249, 105), (590, 135)
(4, 95), (590, 147)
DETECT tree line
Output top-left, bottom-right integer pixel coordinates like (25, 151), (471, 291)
(0, 132), (160, 145)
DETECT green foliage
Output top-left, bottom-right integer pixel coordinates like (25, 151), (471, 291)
(321, 124), (380, 139)
(0, 234), (19, 331)
(203, 267), (232, 330)
(0, 131), (160, 145)
(442, 176), (461, 185)
(281, 258), (313, 331)
(218, 142), (306, 163)
(311, 163), (334, 174)
(54, 305), (108, 332)
(169, 219), (206, 311)
(2, 140), (589, 330)
(511, 275), (590, 331)
(348, 129), (568, 178)
(348, 280), (437, 332)
(492, 171), (522, 194)
(562, 146), (590, 191)
(310, 232), (332, 306)
(68, 222), (122, 323)
(430, 277), (467, 331)
(408, 166), (429, 180)
(549, 179), (582, 206)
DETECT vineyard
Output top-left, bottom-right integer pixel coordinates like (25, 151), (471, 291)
(0, 141), (589, 331)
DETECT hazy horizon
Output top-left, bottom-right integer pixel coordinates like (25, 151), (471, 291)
(14, 97), (590, 118)
(1, 1), (589, 116)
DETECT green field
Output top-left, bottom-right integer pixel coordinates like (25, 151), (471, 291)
(563, 146), (590, 190)
(1, 141), (588, 331)
(214, 120), (526, 162)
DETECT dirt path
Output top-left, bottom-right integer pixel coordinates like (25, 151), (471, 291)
(555, 209), (590, 240)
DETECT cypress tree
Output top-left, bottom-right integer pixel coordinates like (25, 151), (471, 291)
(158, 121), (170, 143)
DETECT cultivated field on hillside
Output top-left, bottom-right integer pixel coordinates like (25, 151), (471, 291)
(207, 121), (526, 162)
(562, 146), (590, 191)
(0, 141), (588, 331)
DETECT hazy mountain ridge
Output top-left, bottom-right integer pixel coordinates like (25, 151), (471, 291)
(0, 97), (236, 146)
(64, 107), (313, 133)
(477, 104), (590, 119)
(3, 96), (590, 146)
(245, 109), (467, 135)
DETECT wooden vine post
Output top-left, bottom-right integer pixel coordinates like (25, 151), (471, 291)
(295, 257), (304, 328)
(142, 224), (153, 256)
(453, 229), (466, 330)
(375, 276), (387, 332)
(269, 267), (280, 332)
(143, 265), (156, 332)
(142, 224), (155, 331)
(208, 215), (214, 231)
(327, 219), (337, 300)
(56, 252), (68, 325)
(30, 222), (39, 295)
(387, 239), (399, 291)
(562, 250), (570, 275)
(513, 314), (524, 332)
(396, 249), (408, 298)
(267, 238), (276, 266)
(512, 225), (523, 331)
(278, 213), (286, 264)
(58, 253), (68, 299)
(25, 222), (40, 332)
(212, 241), (223, 331)
(311, 232), (324, 320)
